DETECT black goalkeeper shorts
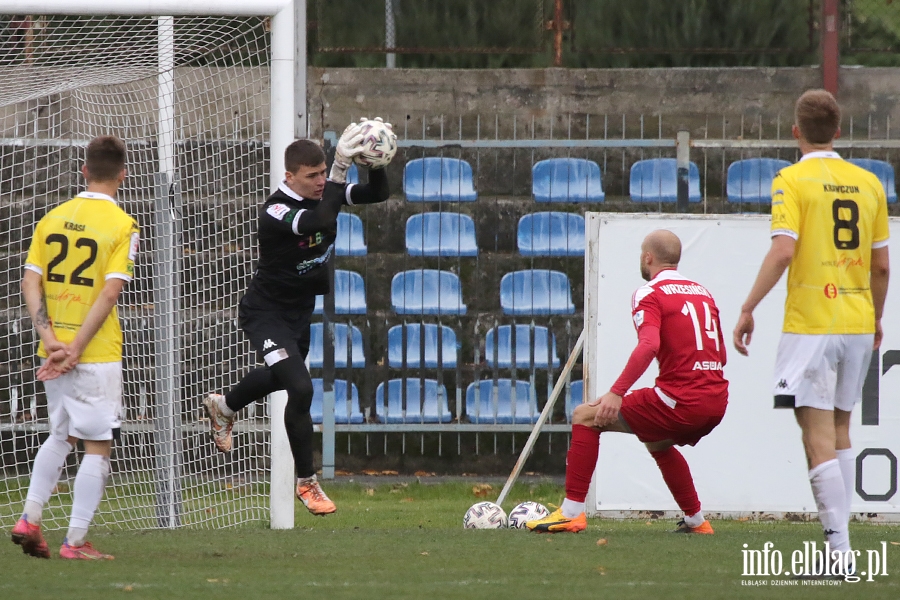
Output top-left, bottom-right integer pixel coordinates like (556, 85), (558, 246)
(238, 293), (316, 366)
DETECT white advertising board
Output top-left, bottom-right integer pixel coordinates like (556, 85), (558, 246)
(585, 214), (900, 515)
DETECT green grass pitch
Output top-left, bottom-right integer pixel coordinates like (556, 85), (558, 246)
(2, 481), (899, 600)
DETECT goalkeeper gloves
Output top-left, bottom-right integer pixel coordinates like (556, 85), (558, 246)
(329, 121), (365, 184)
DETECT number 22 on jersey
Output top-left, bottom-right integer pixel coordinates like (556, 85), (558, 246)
(681, 300), (720, 352)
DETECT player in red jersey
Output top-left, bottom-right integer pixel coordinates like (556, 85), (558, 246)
(528, 230), (728, 534)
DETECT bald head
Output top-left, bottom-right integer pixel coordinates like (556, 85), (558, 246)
(643, 230), (682, 265)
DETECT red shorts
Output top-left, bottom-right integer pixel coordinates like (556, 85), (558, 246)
(619, 387), (726, 447)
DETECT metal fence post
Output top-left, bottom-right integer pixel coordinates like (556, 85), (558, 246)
(676, 130), (690, 212)
(321, 253), (336, 479)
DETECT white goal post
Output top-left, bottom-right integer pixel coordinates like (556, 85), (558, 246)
(0, 1), (303, 531)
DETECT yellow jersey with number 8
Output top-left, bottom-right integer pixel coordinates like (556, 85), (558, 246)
(24, 192), (139, 362)
(770, 151), (889, 335)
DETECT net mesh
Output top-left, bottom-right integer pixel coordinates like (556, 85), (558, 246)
(0, 15), (272, 530)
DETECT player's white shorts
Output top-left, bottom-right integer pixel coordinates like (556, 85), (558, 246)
(43, 362), (122, 441)
(772, 333), (874, 412)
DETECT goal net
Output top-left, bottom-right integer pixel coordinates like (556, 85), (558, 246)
(0, 14), (279, 530)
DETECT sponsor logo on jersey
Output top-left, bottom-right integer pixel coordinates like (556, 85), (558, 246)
(266, 203), (292, 220)
(633, 310), (644, 328)
(821, 255), (864, 270)
(823, 184), (860, 194)
(128, 232), (140, 261)
(64, 221), (85, 232)
(824, 283), (838, 299)
(777, 379), (788, 389)
(262, 339), (276, 350)
(693, 361), (723, 371)
(658, 283), (711, 297)
(295, 243), (334, 275)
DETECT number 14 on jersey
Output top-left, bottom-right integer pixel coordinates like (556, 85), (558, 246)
(682, 300), (720, 352)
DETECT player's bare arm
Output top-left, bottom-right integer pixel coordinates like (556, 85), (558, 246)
(54, 277), (128, 374)
(871, 245), (890, 349)
(733, 235), (795, 356)
(22, 270), (68, 379)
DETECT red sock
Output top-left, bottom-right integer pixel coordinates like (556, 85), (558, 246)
(565, 424), (600, 502)
(650, 447), (701, 517)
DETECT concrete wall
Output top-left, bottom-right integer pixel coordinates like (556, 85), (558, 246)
(309, 67), (900, 139)
(3, 66), (897, 141)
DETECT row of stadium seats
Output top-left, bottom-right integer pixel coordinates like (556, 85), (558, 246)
(313, 269), (576, 315)
(310, 378), (585, 424)
(336, 211), (585, 257)
(309, 323), (562, 370)
(349, 156), (898, 204)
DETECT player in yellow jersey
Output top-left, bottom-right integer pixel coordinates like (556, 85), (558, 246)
(10, 136), (138, 561)
(733, 90), (890, 575)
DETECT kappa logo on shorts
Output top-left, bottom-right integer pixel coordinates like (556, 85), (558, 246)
(777, 379), (788, 389)
(262, 339), (276, 350)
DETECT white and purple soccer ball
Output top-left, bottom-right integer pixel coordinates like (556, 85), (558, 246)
(463, 501), (508, 529)
(507, 501), (550, 529)
(353, 118), (397, 169)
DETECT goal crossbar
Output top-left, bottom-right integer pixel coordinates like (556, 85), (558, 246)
(1, 1), (291, 16)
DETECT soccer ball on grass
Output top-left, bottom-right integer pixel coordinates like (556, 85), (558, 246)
(507, 501), (550, 529)
(463, 501), (508, 529)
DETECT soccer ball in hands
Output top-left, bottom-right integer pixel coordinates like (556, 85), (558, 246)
(463, 501), (508, 529)
(353, 117), (397, 170)
(507, 501), (550, 529)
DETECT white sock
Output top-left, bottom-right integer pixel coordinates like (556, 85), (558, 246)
(66, 454), (110, 546)
(809, 459), (850, 552)
(23, 437), (72, 524)
(561, 498), (585, 519)
(218, 396), (235, 418)
(298, 474), (317, 486)
(683, 511), (706, 528)
(836, 448), (855, 525)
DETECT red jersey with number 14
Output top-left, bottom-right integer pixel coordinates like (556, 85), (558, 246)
(631, 270), (728, 408)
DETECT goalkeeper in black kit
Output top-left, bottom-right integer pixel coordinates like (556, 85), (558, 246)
(203, 119), (394, 515)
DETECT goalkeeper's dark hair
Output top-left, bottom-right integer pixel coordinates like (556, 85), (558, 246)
(795, 89), (841, 145)
(285, 139), (326, 173)
(85, 135), (126, 182)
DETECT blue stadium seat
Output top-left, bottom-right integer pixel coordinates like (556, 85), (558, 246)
(726, 158), (791, 203)
(314, 270), (366, 315)
(335, 212), (367, 256)
(567, 380), (584, 422)
(629, 158), (701, 203)
(532, 158), (604, 203)
(465, 379), (537, 424)
(403, 157), (477, 202)
(500, 269), (575, 316)
(405, 212), (478, 257)
(484, 324), (559, 369)
(848, 158), (898, 203)
(347, 163), (359, 185)
(308, 323), (365, 369)
(517, 212), (585, 257)
(388, 324), (458, 369)
(391, 269), (467, 315)
(375, 378), (451, 423)
(310, 379), (364, 424)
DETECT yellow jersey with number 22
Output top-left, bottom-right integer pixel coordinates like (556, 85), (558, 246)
(770, 151), (889, 335)
(24, 192), (139, 362)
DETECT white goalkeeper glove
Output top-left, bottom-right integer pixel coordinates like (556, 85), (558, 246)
(329, 121), (365, 183)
